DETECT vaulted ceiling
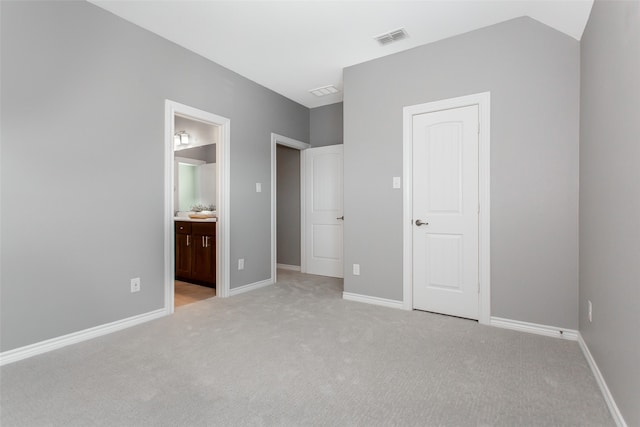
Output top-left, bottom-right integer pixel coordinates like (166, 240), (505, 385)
(89, 1), (594, 108)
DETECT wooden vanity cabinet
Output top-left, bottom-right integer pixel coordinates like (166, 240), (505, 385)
(191, 223), (216, 284)
(175, 221), (216, 287)
(175, 222), (193, 279)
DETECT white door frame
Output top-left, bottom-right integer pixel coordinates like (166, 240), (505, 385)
(164, 100), (231, 314)
(402, 92), (491, 324)
(270, 133), (310, 281)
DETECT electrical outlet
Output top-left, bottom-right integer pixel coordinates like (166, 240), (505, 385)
(353, 264), (360, 276)
(238, 258), (245, 270)
(393, 176), (401, 189)
(130, 277), (141, 293)
(256, 183), (262, 193)
(588, 300), (592, 322)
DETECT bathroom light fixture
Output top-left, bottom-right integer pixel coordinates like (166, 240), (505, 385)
(174, 131), (190, 145)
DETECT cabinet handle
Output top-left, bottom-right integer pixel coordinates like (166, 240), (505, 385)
(206, 236), (210, 248)
(186, 235), (190, 246)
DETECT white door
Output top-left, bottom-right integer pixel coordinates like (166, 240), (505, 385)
(304, 145), (343, 278)
(412, 105), (479, 319)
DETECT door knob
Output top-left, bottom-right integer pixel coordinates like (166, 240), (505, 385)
(415, 219), (429, 226)
(337, 216), (344, 220)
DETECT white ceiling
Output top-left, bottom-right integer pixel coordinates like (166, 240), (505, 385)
(89, 0), (594, 108)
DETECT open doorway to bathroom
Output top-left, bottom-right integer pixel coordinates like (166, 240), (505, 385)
(164, 100), (230, 314)
(173, 115), (218, 307)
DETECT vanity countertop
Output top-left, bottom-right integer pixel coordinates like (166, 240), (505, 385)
(174, 217), (217, 222)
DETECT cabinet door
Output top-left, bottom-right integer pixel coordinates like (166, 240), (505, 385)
(192, 233), (215, 284)
(175, 233), (192, 279)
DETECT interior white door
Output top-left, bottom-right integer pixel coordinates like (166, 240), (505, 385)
(304, 145), (343, 278)
(412, 105), (479, 319)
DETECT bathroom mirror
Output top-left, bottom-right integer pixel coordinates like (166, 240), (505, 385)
(176, 158), (216, 211)
(173, 116), (218, 213)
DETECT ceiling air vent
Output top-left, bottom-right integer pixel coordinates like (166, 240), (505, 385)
(374, 28), (408, 46)
(309, 85), (340, 97)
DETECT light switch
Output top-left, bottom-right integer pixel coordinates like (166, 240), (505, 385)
(256, 182), (262, 193)
(393, 177), (401, 189)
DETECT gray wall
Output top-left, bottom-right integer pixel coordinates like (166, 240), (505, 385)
(343, 17), (580, 329)
(310, 102), (343, 147)
(0, 1), (308, 351)
(276, 145), (301, 266)
(579, 1), (640, 425)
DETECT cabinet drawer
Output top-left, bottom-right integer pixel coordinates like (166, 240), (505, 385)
(175, 221), (192, 234)
(192, 222), (215, 236)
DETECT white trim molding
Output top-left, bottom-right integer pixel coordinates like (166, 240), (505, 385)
(299, 148), (308, 274)
(343, 292), (404, 310)
(490, 318), (627, 425)
(490, 316), (578, 340)
(229, 278), (275, 297)
(402, 92), (491, 324)
(0, 309), (166, 366)
(165, 100), (231, 314)
(270, 133), (310, 283)
(578, 334), (628, 427)
(276, 263), (301, 271)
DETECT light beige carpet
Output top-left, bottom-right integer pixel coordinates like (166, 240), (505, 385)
(0, 270), (612, 426)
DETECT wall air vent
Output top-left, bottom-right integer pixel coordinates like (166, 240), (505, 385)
(374, 28), (408, 46)
(309, 85), (340, 97)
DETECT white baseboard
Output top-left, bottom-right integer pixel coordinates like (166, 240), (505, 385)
(276, 264), (301, 271)
(0, 308), (167, 366)
(578, 333), (628, 427)
(229, 278), (274, 296)
(343, 292), (404, 309)
(490, 316), (578, 341)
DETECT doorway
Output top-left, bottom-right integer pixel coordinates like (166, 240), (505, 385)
(164, 100), (230, 314)
(270, 135), (345, 281)
(276, 145), (302, 272)
(173, 116), (218, 307)
(402, 92), (491, 324)
(270, 133), (309, 282)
